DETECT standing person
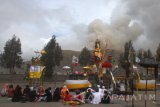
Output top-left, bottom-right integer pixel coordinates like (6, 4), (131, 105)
(53, 87), (61, 102)
(23, 85), (30, 101)
(12, 85), (22, 102)
(7, 85), (14, 98)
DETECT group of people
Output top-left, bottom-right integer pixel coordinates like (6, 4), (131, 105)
(0, 84), (53, 102)
(0, 83), (111, 105)
(85, 85), (111, 104)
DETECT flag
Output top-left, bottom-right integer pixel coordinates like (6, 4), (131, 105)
(29, 66), (45, 78)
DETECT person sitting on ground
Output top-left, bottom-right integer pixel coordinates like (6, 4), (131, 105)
(23, 85), (30, 101)
(1, 83), (9, 97)
(53, 87), (61, 102)
(61, 85), (69, 99)
(91, 88), (101, 104)
(64, 91), (72, 101)
(29, 87), (38, 102)
(45, 87), (52, 102)
(37, 85), (46, 101)
(38, 86), (45, 96)
(85, 89), (94, 103)
(101, 90), (111, 104)
(12, 85), (22, 102)
(7, 85), (14, 98)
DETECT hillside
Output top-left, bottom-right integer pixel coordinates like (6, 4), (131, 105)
(0, 49), (122, 74)
(61, 50), (80, 66)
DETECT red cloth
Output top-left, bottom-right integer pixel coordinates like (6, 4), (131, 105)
(102, 61), (112, 68)
(72, 63), (78, 67)
(64, 94), (72, 101)
(61, 88), (69, 98)
(75, 95), (82, 100)
(38, 88), (45, 96)
(7, 88), (14, 97)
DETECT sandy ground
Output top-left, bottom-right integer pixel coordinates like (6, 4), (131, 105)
(0, 97), (160, 107)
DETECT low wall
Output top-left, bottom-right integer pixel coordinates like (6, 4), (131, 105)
(0, 74), (68, 82)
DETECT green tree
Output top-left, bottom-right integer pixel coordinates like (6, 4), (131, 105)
(41, 35), (63, 78)
(55, 43), (63, 66)
(156, 43), (160, 61)
(79, 47), (91, 66)
(1, 35), (23, 73)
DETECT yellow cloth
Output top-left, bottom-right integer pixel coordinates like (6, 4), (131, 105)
(29, 66), (45, 78)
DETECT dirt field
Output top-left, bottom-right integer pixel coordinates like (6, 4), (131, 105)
(0, 82), (160, 107)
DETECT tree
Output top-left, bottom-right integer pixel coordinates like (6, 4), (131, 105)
(137, 49), (143, 60)
(1, 35), (23, 73)
(79, 47), (91, 66)
(55, 43), (63, 66)
(122, 40), (135, 78)
(147, 49), (153, 59)
(124, 40), (136, 64)
(41, 35), (63, 78)
(156, 43), (160, 61)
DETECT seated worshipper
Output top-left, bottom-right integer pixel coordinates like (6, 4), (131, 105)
(38, 85), (45, 96)
(73, 90), (84, 103)
(100, 86), (106, 98)
(64, 91), (72, 101)
(64, 91), (84, 106)
(7, 85), (15, 98)
(23, 85), (30, 101)
(45, 87), (52, 102)
(61, 85), (69, 99)
(91, 88), (101, 104)
(53, 87), (61, 102)
(101, 90), (111, 104)
(12, 85), (22, 102)
(98, 85), (103, 99)
(85, 88), (94, 103)
(37, 85), (46, 101)
(1, 83), (9, 97)
(29, 87), (38, 102)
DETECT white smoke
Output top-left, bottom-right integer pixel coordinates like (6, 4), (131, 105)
(86, 16), (143, 51)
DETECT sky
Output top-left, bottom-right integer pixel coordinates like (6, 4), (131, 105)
(0, 0), (160, 60)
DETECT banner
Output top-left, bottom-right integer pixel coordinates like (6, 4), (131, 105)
(29, 66), (45, 78)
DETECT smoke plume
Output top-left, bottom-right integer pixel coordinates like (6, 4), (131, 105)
(86, 16), (143, 51)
